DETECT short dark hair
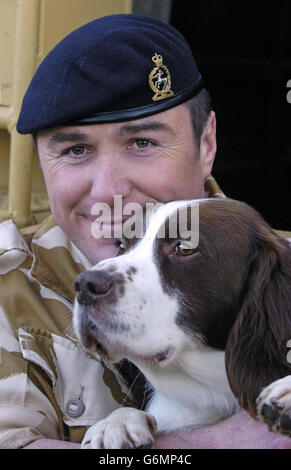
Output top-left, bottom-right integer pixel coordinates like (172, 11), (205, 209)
(33, 133), (38, 150)
(185, 88), (213, 147)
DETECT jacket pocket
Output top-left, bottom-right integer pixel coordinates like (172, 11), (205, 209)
(18, 327), (125, 427)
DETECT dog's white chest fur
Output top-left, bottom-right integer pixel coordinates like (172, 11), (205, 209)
(80, 348), (238, 449)
(139, 348), (238, 432)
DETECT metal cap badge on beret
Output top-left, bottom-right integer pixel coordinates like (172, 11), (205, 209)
(17, 14), (203, 135)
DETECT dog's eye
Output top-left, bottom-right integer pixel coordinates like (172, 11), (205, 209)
(174, 242), (198, 257)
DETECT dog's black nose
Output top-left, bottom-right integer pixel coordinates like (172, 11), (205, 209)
(74, 270), (113, 303)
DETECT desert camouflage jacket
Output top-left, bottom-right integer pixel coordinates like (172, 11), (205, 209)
(0, 176), (290, 449)
(0, 209), (131, 448)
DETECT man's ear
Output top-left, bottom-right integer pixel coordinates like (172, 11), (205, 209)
(200, 111), (217, 179)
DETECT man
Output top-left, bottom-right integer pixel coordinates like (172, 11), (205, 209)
(0, 14), (290, 449)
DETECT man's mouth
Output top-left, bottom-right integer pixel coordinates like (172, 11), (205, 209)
(93, 219), (128, 227)
(80, 214), (133, 232)
(79, 213), (129, 224)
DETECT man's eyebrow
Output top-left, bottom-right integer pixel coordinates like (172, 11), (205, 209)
(47, 131), (89, 148)
(116, 121), (174, 137)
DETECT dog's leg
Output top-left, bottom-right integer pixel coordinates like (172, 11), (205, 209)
(81, 407), (157, 449)
(256, 375), (291, 436)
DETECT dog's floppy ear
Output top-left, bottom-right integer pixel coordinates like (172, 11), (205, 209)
(225, 228), (291, 417)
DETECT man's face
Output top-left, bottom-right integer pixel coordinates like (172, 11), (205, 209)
(37, 104), (216, 264)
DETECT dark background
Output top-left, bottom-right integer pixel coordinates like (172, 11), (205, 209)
(133, 0), (291, 230)
(170, 0), (291, 230)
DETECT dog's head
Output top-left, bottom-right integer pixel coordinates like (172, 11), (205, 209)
(73, 198), (291, 414)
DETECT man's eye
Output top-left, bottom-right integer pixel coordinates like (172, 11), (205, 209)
(134, 139), (151, 149)
(70, 145), (86, 155)
(62, 144), (94, 160)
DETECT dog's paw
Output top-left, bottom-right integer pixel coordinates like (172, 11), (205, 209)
(256, 375), (291, 436)
(81, 407), (157, 449)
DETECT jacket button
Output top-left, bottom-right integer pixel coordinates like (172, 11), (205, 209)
(66, 386), (85, 418)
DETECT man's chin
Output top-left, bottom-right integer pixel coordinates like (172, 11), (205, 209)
(78, 239), (120, 265)
(64, 214), (122, 264)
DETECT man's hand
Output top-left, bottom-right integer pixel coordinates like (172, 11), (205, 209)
(23, 439), (80, 449)
(22, 410), (291, 449)
(153, 410), (291, 449)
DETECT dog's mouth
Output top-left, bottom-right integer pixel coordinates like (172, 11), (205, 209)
(84, 336), (175, 367)
(76, 305), (176, 367)
(150, 347), (175, 366)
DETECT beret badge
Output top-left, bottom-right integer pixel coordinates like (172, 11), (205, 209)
(149, 53), (174, 101)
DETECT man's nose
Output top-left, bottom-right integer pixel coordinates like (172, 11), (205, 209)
(90, 158), (132, 205)
(74, 270), (113, 304)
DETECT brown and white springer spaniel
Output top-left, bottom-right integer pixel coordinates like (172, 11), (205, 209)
(73, 198), (291, 449)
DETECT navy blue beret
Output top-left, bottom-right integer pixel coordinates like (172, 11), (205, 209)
(17, 14), (203, 135)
